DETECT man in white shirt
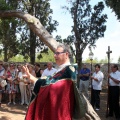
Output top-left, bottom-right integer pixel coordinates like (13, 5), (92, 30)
(41, 62), (57, 77)
(90, 64), (104, 111)
(108, 64), (120, 119)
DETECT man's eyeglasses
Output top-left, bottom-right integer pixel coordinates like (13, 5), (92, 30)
(54, 52), (65, 55)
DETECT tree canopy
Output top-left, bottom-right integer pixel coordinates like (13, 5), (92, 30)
(64, 0), (107, 69)
(0, 0), (108, 68)
(105, 0), (120, 20)
(0, 0), (59, 63)
(0, 10), (59, 50)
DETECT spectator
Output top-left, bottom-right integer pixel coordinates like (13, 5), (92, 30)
(90, 64), (104, 111)
(3, 63), (9, 92)
(6, 63), (18, 105)
(79, 64), (90, 99)
(41, 62), (57, 77)
(27, 64), (36, 101)
(34, 63), (43, 78)
(108, 64), (120, 119)
(43, 64), (47, 70)
(18, 66), (29, 105)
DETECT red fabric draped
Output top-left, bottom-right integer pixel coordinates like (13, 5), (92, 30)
(25, 79), (74, 120)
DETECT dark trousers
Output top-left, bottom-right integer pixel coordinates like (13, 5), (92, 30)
(108, 86), (120, 118)
(91, 88), (101, 109)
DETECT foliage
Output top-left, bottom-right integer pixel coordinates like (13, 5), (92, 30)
(84, 57), (114, 63)
(9, 54), (25, 62)
(99, 57), (108, 63)
(105, 0), (120, 20)
(0, 19), (19, 61)
(0, 1), (21, 61)
(19, 0), (58, 64)
(0, 0), (58, 63)
(0, 0), (13, 10)
(0, 48), (55, 62)
(63, 0), (107, 71)
(36, 49), (55, 62)
(84, 57), (99, 63)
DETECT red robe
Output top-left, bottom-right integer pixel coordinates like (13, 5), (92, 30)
(26, 79), (74, 120)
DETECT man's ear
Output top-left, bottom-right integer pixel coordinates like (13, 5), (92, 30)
(66, 52), (69, 56)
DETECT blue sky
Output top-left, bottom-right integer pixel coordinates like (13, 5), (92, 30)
(50, 0), (120, 63)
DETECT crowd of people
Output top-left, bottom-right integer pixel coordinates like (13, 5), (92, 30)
(0, 43), (119, 120)
(0, 61), (56, 107)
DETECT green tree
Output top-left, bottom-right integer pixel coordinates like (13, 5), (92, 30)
(105, 0), (120, 20)
(84, 57), (98, 64)
(0, 0), (20, 62)
(64, 0), (107, 72)
(18, 0), (58, 64)
(37, 49), (55, 62)
(99, 57), (110, 63)
(0, 0), (58, 64)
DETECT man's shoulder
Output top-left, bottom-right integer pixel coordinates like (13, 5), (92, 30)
(52, 67), (57, 71)
(80, 68), (90, 72)
(85, 68), (90, 71)
(42, 68), (48, 73)
(0, 68), (5, 72)
(115, 70), (120, 75)
(65, 65), (76, 72)
(98, 71), (104, 76)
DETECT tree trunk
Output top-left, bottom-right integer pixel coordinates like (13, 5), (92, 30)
(76, 45), (83, 88)
(30, 30), (36, 64)
(4, 45), (8, 62)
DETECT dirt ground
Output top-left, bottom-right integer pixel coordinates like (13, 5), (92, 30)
(0, 104), (27, 120)
(0, 88), (118, 120)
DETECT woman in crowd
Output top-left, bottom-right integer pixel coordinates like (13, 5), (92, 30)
(6, 63), (18, 105)
(27, 64), (36, 101)
(3, 63), (9, 92)
(34, 63), (43, 78)
(18, 65), (29, 105)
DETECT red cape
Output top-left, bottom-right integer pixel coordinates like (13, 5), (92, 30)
(25, 79), (74, 120)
